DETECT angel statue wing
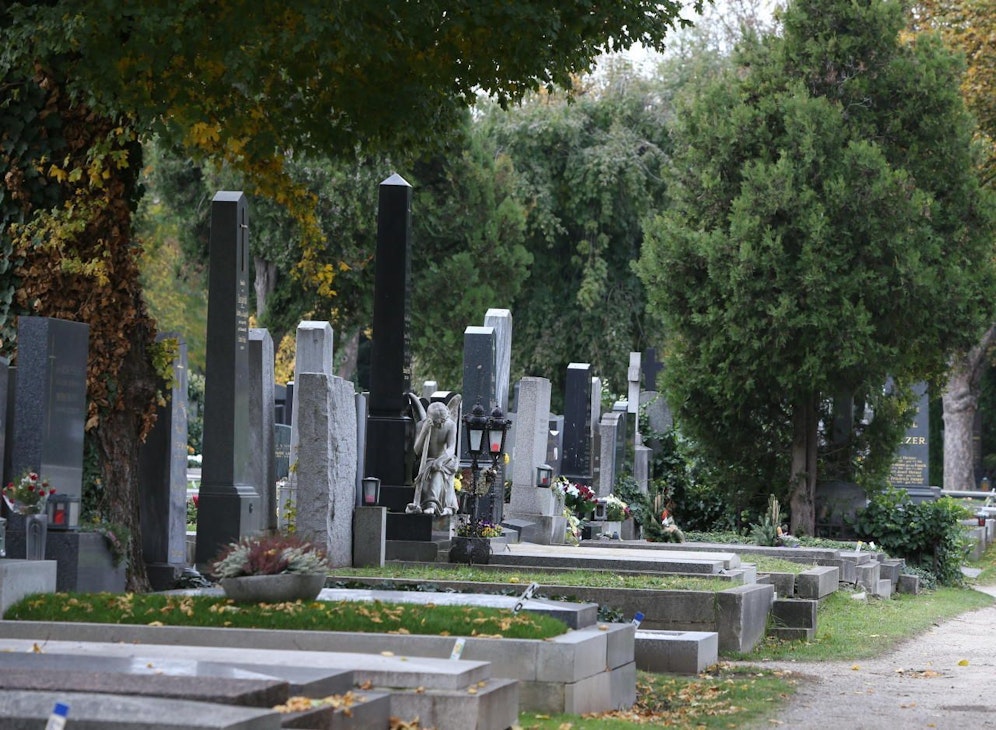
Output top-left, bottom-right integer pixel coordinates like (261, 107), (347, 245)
(446, 394), (463, 427)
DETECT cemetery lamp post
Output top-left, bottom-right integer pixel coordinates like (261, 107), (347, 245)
(462, 402), (490, 525)
(486, 406), (511, 521)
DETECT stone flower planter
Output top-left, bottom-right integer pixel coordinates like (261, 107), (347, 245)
(219, 573), (326, 603)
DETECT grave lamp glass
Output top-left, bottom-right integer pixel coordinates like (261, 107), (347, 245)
(361, 477), (381, 506)
(46, 494), (80, 530)
(486, 406), (510, 467)
(536, 464), (553, 488)
(463, 402), (489, 457)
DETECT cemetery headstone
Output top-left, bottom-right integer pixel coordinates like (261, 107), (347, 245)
(295, 372), (357, 567)
(364, 174), (415, 503)
(507, 377), (565, 544)
(283, 320), (333, 530)
(888, 382), (933, 498)
(9, 316), (89, 503)
(461, 325), (500, 522)
(483, 309), (512, 413)
(595, 411), (626, 497)
(561, 363), (594, 485)
(138, 334), (189, 590)
(194, 191), (261, 566)
(248, 328), (276, 532)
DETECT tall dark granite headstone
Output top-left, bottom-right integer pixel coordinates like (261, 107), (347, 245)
(10, 316), (89, 501)
(138, 334), (189, 590)
(461, 326), (501, 522)
(364, 174), (415, 508)
(888, 382), (933, 498)
(194, 191), (261, 566)
(561, 362), (593, 485)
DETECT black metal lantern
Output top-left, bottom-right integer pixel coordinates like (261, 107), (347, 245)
(463, 402), (489, 458)
(487, 406), (511, 468)
(536, 464), (553, 487)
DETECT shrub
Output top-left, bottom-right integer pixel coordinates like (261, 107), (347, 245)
(847, 487), (970, 586)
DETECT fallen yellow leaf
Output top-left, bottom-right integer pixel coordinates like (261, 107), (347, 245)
(851, 664), (860, 671)
(958, 659), (969, 666)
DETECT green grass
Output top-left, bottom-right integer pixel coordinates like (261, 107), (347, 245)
(332, 565), (729, 591)
(519, 665), (797, 729)
(4, 592), (567, 640)
(728, 585), (993, 662)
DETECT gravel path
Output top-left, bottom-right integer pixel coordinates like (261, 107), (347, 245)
(746, 585), (996, 729)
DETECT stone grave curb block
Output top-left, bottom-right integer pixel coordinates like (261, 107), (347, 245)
(854, 562), (880, 593)
(574, 543), (742, 569)
(715, 583), (774, 653)
(279, 690), (392, 730)
(759, 571), (795, 598)
(608, 661), (638, 710)
(897, 573), (920, 594)
(634, 630), (719, 674)
(876, 578), (893, 599)
(0, 689), (282, 729)
(0, 620), (631, 714)
(0, 559), (57, 616)
(771, 598), (817, 630)
(386, 677), (518, 730)
(795, 566), (839, 600)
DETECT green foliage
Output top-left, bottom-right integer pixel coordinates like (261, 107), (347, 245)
(480, 69), (672, 406)
(848, 488), (971, 586)
(637, 0), (996, 530)
(750, 495), (784, 547)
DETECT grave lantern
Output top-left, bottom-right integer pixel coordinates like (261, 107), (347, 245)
(487, 406), (511, 469)
(361, 477), (381, 506)
(536, 464), (553, 488)
(46, 493), (80, 530)
(463, 402), (489, 458)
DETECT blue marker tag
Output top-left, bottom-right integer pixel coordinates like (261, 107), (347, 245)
(631, 612), (644, 628)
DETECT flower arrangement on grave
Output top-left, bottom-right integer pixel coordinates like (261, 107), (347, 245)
(657, 508), (685, 543)
(456, 519), (503, 538)
(211, 532), (330, 578)
(554, 477), (597, 518)
(85, 519), (131, 568)
(2, 471), (56, 514)
(603, 494), (632, 522)
(564, 508), (582, 545)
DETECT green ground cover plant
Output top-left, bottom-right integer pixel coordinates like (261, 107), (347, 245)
(4, 593), (567, 640)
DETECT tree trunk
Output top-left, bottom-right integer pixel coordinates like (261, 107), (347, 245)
(336, 328), (360, 382)
(942, 325), (996, 491)
(253, 257), (277, 320)
(789, 393), (820, 536)
(94, 318), (158, 593)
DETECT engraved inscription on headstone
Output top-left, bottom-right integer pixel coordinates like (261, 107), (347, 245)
(888, 382), (930, 489)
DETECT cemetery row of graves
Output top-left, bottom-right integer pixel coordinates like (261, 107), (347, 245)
(0, 179), (989, 728)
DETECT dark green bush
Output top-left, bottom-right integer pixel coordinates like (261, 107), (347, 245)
(848, 487), (970, 586)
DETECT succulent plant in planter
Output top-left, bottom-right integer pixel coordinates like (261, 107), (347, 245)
(211, 533), (330, 602)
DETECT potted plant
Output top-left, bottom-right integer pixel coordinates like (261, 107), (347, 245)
(449, 518), (504, 564)
(211, 532), (330, 603)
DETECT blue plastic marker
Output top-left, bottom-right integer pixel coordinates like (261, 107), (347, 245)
(631, 612), (644, 629)
(45, 702), (69, 730)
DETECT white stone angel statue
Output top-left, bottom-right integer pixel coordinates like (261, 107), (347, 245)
(406, 393), (462, 516)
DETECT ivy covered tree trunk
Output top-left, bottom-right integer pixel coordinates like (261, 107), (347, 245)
(4, 72), (159, 592)
(942, 326), (996, 492)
